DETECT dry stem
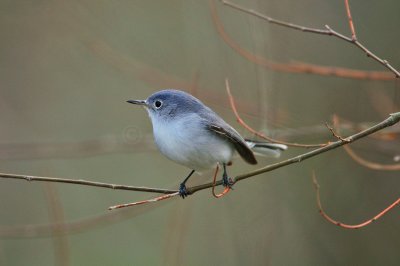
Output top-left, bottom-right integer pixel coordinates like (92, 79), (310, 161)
(220, 0), (400, 78)
(0, 173), (177, 194)
(312, 172), (399, 229)
(209, 0), (394, 81)
(226, 79), (327, 148)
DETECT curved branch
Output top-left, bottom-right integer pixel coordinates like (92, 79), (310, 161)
(209, 0), (394, 81)
(331, 114), (400, 171)
(219, 0), (400, 78)
(226, 79), (327, 148)
(312, 172), (399, 229)
(344, 145), (400, 171)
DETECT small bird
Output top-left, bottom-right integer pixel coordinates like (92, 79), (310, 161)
(127, 90), (286, 198)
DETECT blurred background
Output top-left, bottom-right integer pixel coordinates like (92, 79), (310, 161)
(0, 0), (399, 265)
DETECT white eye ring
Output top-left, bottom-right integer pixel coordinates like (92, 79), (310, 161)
(154, 100), (163, 109)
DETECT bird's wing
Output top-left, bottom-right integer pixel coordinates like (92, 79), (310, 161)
(207, 123), (257, 165)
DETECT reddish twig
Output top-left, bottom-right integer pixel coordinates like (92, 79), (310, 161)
(324, 122), (351, 143)
(220, 0), (400, 78)
(211, 165), (231, 198)
(209, 0), (394, 81)
(331, 114), (400, 170)
(312, 172), (399, 229)
(344, 0), (357, 41)
(343, 145), (400, 171)
(110, 165), (231, 210)
(226, 79), (327, 148)
(332, 114), (400, 141)
(108, 192), (180, 210)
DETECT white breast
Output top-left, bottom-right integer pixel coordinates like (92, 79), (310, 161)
(150, 113), (234, 170)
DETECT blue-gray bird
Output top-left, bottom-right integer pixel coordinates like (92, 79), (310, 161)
(127, 90), (287, 198)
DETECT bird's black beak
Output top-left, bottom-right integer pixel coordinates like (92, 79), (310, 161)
(127, 99), (147, 106)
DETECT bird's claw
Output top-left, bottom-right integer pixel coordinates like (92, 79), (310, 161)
(179, 183), (189, 199)
(222, 175), (234, 189)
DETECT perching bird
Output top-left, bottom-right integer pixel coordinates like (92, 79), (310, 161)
(127, 90), (286, 197)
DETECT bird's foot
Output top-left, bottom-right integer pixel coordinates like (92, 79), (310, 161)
(222, 174), (234, 189)
(179, 183), (189, 199)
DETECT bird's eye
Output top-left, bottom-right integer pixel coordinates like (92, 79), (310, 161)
(154, 100), (163, 109)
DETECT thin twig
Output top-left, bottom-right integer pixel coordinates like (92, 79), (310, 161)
(220, 0), (400, 78)
(220, 0), (336, 36)
(343, 145), (400, 171)
(209, 0), (394, 81)
(0, 173), (177, 194)
(108, 192), (180, 210)
(110, 165), (230, 209)
(226, 79), (327, 148)
(324, 122), (350, 143)
(344, 0), (357, 41)
(332, 114), (400, 170)
(312, 172), (399, 229)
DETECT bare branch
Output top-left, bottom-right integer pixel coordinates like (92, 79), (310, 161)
(312, 172), (399, 229)
(109, 165), (229, 209)
(344, 145), (400, 171)
(220, 0), (336, 36)
(220, 0), (400, 78)
(324, 122), (350, 143)
(108, 192), (180, 210)
(226, 79), (329, 148)
(209, 0), (395, 81)
(332, 114), (400, 170)
(344, 0), (357, 41)
(0, 173), (177, 194)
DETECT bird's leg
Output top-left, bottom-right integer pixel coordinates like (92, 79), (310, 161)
(222, 163), (234, 188)
(179, 170), (195, 199)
